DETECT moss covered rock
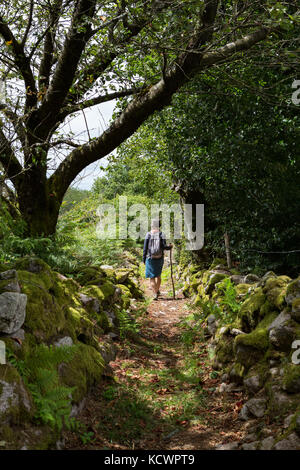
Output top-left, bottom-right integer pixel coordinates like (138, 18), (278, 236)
(234, 328), (269, 369)
(286, 277), (300, 306)
(214, 335), (234, 367)
(205, 273), (229, 296)
(58, 343), (105, 402)
(291, 298), (300, 323)
(238, 288), (266, 331)
(75, 266), (107, 286)
(0, 364), (32, 424)
(263, 275), (291, 310)
(282, 364), (300, 394)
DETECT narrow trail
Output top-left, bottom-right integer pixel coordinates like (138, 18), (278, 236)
(64, 276), (248, 450)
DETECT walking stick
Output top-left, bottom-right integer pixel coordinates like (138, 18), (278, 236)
(170, 247), (176, 300)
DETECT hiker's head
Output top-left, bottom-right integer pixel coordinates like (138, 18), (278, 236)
(151, 219), (160, 230)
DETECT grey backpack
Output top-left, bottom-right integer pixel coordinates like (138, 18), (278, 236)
(148, 232), (163, 259)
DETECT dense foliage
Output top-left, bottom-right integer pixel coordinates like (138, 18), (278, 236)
(117, 59), (300, 275)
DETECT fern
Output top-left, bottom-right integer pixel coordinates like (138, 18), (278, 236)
(8, 344), (77, 431)
(118, 309), (139, 338)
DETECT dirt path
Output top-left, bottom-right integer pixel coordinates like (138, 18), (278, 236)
(64, 277), (248, 450)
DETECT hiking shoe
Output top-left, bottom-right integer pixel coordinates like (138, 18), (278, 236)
(154, 293), (159, 301)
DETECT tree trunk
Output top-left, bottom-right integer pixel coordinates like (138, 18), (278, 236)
(224, 231), (232, 269)
(16, 172), (61, 236)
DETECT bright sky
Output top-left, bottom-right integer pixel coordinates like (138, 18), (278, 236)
(63, 100), (116, 191)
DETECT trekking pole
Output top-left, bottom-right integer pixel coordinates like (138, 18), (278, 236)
(170, 247), (176, 300)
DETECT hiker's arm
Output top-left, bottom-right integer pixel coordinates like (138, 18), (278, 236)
(161, 236), (173, 251)
(143, 235), (149, 263)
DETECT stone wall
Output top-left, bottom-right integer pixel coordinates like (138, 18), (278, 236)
(0, 256), (143, 449)
(179, 259), (300, 450)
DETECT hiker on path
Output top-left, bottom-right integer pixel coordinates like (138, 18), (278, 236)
(143, 219), (173, 300)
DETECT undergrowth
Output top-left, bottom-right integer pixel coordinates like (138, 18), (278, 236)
(7, 344), (79, 431)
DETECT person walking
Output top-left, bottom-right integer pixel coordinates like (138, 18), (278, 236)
(143, 219), (173, 300)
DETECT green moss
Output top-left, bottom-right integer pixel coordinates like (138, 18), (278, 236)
(215, 336), (234, 365)
(116, 284), (132, 309)
(209, 258), (227, 269)
(14, 257), (52, 274)
(230, 362), (246, 383)
(286, 277), (300, 304)
(234, 328), (269, 368)
(238, 288), (266, 331)
(124, 278), (144, 299)
(235, 328), (269, 351)
(205, 273), (228, 295)
(58, 343), (105, 402)
(18, 270), (66, 341)
(263, 276), (289, 309)
(282, 364), (300, 394)
(75, 266), (106, 286)
(235, 284), (250, 296)
(257, 311), (278, 329)
(85, 280), (115, 300)
(0, 364), (32, 424)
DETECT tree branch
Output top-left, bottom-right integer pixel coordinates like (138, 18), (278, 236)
(38, 0), (63, 91)
(29, 0), (97, 139)
(0, 15), (37, 111)
(0, 127), (23, 183)
(21, 0), (35, 47)
(50, 26), (271, 200)
(57, 86), (144, 121)
(0, 104), (26, 148)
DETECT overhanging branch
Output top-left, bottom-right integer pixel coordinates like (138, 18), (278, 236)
(50, 26), (271, 200)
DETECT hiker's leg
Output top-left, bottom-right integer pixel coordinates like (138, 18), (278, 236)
(150, 277), (157, 293)
(156, 276), (161, 292)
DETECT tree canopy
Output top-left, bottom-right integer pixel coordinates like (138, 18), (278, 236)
(0, 0), (298, 235)
(117, 51), (300, 274)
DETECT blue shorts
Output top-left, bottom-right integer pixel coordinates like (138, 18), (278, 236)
(145, 257), (164, 278)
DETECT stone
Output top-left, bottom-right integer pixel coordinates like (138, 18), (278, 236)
(230, 275), (245, 285)
(261, 271), (276, 281)
(231, 328), (245, 336)
(0, 270), (21, 294)
(54, 336), (73, 348)
(260, 428), (273, 438)
(274, 433), (300, 450)
(295, 416), (300, 436)
(270, 367), (279, 377)
(269, 325), (294, 352)
(291, 298), (300, 323)
(241, 441), (259, 450)
(79, 293), (100, 313)
(240, 398), (267, 420)
(216, 383), (228, 394)
(0, 270), (18, 280)
(267, 311), (291, 331)
(107, 332), (118, 340)
(219, 326), (229, 336)
(285, 278), (300, 306)
(0, 365), (32, 424)
(0, 292), (27, 334)
(216, 442), (239, 450)
(260, 437), (275, 450)
(283, 414), (294, 428)
(282, 364), (300, 394)
(244, 274), (260, 284)
(205, 273), (228, 295)
(207, 314), (216, 324)
(221, 373), (229, 383)
(243, 433), (257, 443)
(272, 389), (292, 406)
(244, 375), (262, 395)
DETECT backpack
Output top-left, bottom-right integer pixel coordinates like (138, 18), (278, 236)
(148, 232), (163, 259)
